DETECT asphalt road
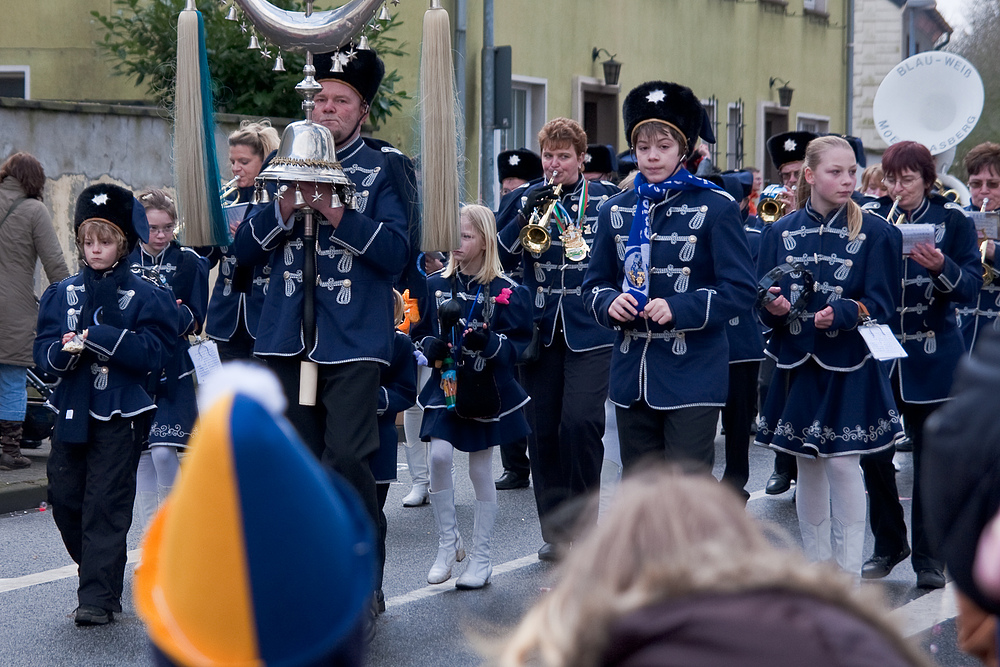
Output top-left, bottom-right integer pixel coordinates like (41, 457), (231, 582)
(0, 432), (980, 666)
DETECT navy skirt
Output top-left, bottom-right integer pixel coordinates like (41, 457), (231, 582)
(754, 357), (902, 458)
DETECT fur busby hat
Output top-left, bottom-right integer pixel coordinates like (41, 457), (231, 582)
(74, 183), (149, 252)
(498, 148), (543, 184)
(766, 131), (818, 171)
(584, 144), (617, 175)
(623, 81), (703, 156)
(315, 47), (385, 106)
(826, 133), (866, 168)
(617, 149), (637, 181)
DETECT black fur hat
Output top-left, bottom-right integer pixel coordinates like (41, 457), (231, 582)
(826, 133), (867, 168)
(622, 81), (703, 156)
(584, 144), (617, 175)
(74, 183), (148, 252)
(497, 148), (543, 184)
(315, 47), (385, 106)
(766, 131), (818, 171)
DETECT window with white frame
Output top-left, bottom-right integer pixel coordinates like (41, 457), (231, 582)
(797, 115), (829, 135)
(726, 100), (745, 171)
(499, 77), (546, 153)
(0, 67), (29, 99)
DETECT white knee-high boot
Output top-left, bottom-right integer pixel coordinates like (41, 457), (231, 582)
(427, 488), (466, 584)
(798, 518), (833, 563)
(402, 441), (430, 507)
(831, 517), (866, 576)
(456, 500), (498, 589)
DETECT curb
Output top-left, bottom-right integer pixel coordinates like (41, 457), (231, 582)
(0, 478), (48, 515)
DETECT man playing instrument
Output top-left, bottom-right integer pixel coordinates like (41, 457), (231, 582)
(957, 142), (1000, 352)
(234, 47), (410, 538)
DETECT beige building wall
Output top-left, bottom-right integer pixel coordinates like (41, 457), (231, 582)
(0, 1), (148, 103)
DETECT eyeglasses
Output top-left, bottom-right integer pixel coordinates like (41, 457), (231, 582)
(969, 179), (1000, 190)
(149, 224), (176, 236)
(882, 175), (921, 188)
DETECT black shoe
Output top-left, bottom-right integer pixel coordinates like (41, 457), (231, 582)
(495, 471), (529, 490)
(538, 542), (561, 562)
(74, 605), (112, 626)
(861, 546), (911, 579)
(916, 568), (946, 589)
(765, 471), (793, 495)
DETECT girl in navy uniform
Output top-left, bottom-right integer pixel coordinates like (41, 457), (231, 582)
(202, 121), (279, 361)
(130, 189), (209, 526)
(419, 204), (532, 589)
(583, 81), (757, 470)
(859, 140), (981, 589)
(754, 136), (903, 575)
(34, 184), (177, 625)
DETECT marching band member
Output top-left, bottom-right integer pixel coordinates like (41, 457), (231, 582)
(233, 47), (410, 534)
(583, 144), (618, 183)
(761, 130), (818, 496)
(957, 142), (1000, 352)
(582, 81), (756, 473)
(419, 204), (532, 588)
(496, 118), (619, 561)
(859, 140), (981, 589)
(34, 184), (177, 625)
(201, 121), (279, 361)
(130, 189), (209, 526)
(754, 136), (903, 574)
(498, 148), (543, 198)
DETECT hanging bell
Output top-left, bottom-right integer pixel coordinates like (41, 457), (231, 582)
(378, 3), (392, 21)
(258, 187), (271, 204)
(358, 34), (370, 50)
(247, 34), (260, 50)
(273, 54), (286, 72)
(330, 191), (343, 209)
(226, 4), (238, 20)
(294, 185), (307, 207)
(332, 55), (345, 73)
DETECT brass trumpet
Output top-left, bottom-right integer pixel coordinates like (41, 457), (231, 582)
(934, 178), (961, 203)
(886, 196), (905, 225)
(519, 177), (562, 255)
(220, 176), (240, 202)
(757, 184), (788, 223)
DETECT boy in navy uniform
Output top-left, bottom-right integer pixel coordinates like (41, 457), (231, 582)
(233, 47), (410, 528)
(34, 184), (177, 625)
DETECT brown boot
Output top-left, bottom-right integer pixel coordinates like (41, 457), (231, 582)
(0, 420), (31, 470)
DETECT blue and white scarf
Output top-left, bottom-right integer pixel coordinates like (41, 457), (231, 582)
(622, 168), (721, 311)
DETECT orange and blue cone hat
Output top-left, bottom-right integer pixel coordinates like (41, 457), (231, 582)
(134, 364), (374, 666)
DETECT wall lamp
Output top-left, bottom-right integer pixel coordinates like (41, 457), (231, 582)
(769, 77), (794, 107)
(592, 47), (622, 87)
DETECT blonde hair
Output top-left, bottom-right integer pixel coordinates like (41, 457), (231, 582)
(228, 119), (280, 160)
(444, 204), (504, 285)
(392, 289), (406, 326)
(494, 468), (929, 667)
(861, 164), (885, 194)
(78, 219), (128, 261)
(797, 135), (863, 241)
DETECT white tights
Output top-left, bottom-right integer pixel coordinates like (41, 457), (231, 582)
(136, 445), (181, 497)
(795, 454), (866, 527)
(428, 438), (496, 503)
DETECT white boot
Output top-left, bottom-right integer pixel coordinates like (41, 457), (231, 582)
(136, 491), (159, 530)
(598, 458), (622, 522)
(427, 488), (466, 584)
(402, 442), (430, 507)
(798, 517), (833, 563)
(831, 518), (866, 576)
(456, 500), (498, 589)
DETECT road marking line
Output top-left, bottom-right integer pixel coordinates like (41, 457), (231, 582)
(385, 555), (539, 608)
(890, 582), (957, 637)
(0, 549), (141, 594)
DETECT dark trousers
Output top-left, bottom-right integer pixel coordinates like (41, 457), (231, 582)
(618, 402), (720, 472)
(722, 361), (760, 497)
(500, 364), (531, 478)
(862, 397), (942, 571)
(268, 357), (380, 531)
(216, 322), (256, 362)
(523, 337), (610, 544)
(374, 482), (389, 596)
(758, 355), (797, 480)
(48, 416), (142, 612)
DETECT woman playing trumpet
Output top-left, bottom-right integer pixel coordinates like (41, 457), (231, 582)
(957, 142), (1000, 352)
(859, 140), (981, 589)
